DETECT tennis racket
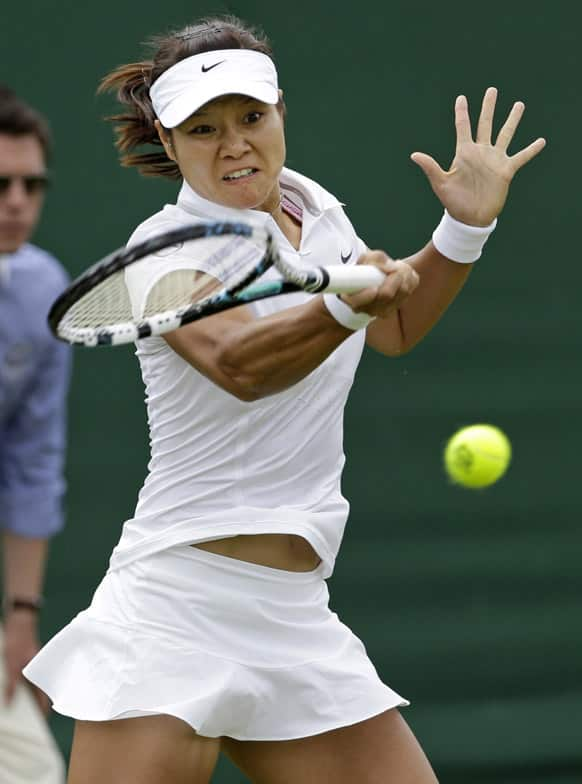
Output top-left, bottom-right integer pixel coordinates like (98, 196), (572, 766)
(49, 220), (385, 347)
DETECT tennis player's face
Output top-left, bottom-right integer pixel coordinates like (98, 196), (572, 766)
(163, 95), (286, 212)
(0, 134), (47, 253)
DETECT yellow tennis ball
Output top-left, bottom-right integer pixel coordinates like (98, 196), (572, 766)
(444, 424), (511, 489)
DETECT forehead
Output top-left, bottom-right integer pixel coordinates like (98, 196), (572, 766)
(0, 133), (45, 172)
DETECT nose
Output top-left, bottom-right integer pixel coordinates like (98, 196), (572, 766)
(219, 126), (252, 158)
(2, 178), (30, 210)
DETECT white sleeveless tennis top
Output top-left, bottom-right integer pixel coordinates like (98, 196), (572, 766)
(108, 167), (368, 578)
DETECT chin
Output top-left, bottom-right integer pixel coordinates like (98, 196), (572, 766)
(0, 239), (26, 254)
(219, 178), (276, 213)
(225, 193), (266, 212)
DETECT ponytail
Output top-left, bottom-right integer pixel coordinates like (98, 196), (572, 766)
(98, 61), (181, 179)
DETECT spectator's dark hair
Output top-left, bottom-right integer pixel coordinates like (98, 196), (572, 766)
(99, 15), (280, 180)
(0, 85), (52, 162)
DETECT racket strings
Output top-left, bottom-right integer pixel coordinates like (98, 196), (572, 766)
(62, 271), (133, 329)
(59, 232), (267, 335)
(143, 235), (265, 316)
(143, 269), (221, 317)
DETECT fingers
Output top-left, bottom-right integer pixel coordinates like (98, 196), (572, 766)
(359, 250), (398, 272)
(510, 136), (547, 170)
(31, 683), (51, 716)
(465, 89), (541, 159)
(2, 664), (48, 713)
(383, 260), (419, 295)
(343, 254), (419, 315)
(495, 100), (525, 151)
(492, 96), (546, 168)
(410, 152), (445, 188)
(476, 86), (498, 145)
(3, 670), (17, 705)
(344, 252), (395, 309)
(454, 95), (473, 146)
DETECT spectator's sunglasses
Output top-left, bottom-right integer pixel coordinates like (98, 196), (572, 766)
(0, 173), (50, 196)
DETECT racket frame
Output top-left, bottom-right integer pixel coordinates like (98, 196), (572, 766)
(49, 220), (384, 347)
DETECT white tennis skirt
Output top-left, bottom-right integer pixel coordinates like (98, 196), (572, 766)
(24, 545), (408, 741)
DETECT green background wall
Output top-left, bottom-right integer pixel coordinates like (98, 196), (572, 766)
(2, 1), (581, 781)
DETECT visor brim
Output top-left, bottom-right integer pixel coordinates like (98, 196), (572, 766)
(158, 83), (279, 129)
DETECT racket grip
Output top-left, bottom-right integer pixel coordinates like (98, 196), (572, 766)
(321, 264), (386, 294)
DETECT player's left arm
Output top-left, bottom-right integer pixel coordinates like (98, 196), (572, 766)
(361, 86), (546, 356)
(365, 243), (472, 356)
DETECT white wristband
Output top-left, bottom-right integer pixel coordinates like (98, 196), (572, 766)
(432, 210), (497, 263)
(323, 293), (376, 331)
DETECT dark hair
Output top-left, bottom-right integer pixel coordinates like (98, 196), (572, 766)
(99, 16), (277, 180)
(0, 85), (52, 162)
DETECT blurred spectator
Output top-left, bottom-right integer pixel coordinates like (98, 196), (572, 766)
(0, 85), (70, 784)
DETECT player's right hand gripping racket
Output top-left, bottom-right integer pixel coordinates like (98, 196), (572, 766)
(49, 221), (385, 346)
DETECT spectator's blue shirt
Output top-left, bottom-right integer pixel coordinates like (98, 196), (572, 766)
(0, 243), (71, 538)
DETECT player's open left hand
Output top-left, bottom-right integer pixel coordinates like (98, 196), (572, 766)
(410, 87), (546, 227)
(340, 251), (419, 318)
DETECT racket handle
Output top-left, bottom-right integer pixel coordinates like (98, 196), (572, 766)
(321, 264), (386, 294)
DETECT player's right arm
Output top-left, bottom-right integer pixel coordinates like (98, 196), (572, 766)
(164, 296), (348, 401)
(163, 252), (415, 400)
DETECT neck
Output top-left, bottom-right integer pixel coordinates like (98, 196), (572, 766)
(269, 196), (283, 219)
(259, 180), (283, 216)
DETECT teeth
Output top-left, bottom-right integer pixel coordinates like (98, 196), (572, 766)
(224, 168), (254, 180)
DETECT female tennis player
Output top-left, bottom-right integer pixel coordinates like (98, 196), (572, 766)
(24, 15), (545, 784)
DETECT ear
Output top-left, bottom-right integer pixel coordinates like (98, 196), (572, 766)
(154, 119), (176, 162)
(276, 88), (286, 122)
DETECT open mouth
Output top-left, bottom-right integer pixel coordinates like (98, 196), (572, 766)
(222, 168), (258, 182)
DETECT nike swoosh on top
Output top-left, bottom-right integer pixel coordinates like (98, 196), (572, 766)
(340, 250), (352, 263)
(201, 61), (226, 73)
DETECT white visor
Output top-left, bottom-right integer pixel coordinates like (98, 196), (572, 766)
(150, 49), (279, 129)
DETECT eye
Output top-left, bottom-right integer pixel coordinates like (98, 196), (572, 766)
(188, 124), (214, 135)
(244, 111), (263, 124)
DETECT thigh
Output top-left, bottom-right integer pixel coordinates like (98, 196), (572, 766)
(222, 709), (438, 784)
(67, 715), (220, 784)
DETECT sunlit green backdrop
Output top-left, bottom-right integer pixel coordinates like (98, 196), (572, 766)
(2, 1), (581, 781)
